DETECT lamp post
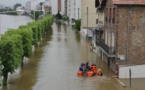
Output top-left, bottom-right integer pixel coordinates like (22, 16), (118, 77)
(85, 7), (89, 60)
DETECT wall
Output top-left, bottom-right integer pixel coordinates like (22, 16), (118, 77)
(73, 0), (81, 20)
(51, 0), (58, 15)
(81, 0), (98, 28)
(117, 6), (145, 65)
(119, 64), (145, 78)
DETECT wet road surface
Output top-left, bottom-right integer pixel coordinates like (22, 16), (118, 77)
(3, 22), (145, 90)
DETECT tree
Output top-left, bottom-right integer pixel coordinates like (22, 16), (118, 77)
(0, 34), (23, 85)
(6, 28), (33, 65)
(74, 19), (81, 31)
(55, 11), (62, 19)
(62, 16), (69, 21)
(31, 10), (41, 20)
(40, 2), (43, 10)
(14, 3), (22, 10)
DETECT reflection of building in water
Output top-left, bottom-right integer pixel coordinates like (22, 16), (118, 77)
(56, 22), (61, 32)
(64, 24), (67, 33)
(57, 36), (61, 42)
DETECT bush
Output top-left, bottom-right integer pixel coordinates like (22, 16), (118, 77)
(74, 19), (81, 31)
(62, 16), (69, 21)
(55, 11), (62, 19)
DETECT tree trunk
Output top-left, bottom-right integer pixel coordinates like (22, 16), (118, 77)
(3, 72), (8, 85)
(21, 56), (24, 66)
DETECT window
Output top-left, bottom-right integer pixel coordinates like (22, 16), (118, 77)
(112, 8), (116, 24)
(96, 19), (98, 24)
(105, 8), (108, 22)
(109, 8), (111, 23)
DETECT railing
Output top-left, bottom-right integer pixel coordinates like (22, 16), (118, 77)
(96, 39), (115, 55)
(96, 38), (100, 46)
(99, 40), (109, 54)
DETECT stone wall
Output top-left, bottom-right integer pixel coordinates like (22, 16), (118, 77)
(117, 6), (145, 65)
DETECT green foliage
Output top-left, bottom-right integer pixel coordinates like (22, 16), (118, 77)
(6, 28), (33, 58)
(6, 12), (18, 15)
(31, 10), (34, 15)
(62, 16), (69, 21)
(31, 10), (41, 20)
(0, 34), (22, 80)
(35, 11), (41, 20)
(74, 19), (81, 31)
(55, 11), (62, 19)
(0, 14), (53, 85)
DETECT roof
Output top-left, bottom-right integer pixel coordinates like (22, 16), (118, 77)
(112, 0), (145, 5)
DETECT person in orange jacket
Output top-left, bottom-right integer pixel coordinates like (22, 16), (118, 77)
(97, 68), (103, 76)
(91, 64), (97, 73)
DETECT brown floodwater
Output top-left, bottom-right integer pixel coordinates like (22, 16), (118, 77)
(2, 22), (144, 90)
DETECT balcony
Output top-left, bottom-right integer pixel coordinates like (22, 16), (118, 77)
(96, 38), (115, 56)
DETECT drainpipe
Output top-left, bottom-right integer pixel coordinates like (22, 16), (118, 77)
(86, 7), (89, 60)
(126, 6), (131, 64)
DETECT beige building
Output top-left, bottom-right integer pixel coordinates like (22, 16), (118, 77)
(81, 0), (98, 37)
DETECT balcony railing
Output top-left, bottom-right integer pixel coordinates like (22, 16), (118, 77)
(99, 40), (109, 53)
(96, 39), (99, 46)
(96, 38), (115, 55)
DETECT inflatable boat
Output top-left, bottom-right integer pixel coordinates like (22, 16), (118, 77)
(77, 65), (103, 77)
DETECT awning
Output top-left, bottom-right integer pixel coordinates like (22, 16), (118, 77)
(95, 25), (104, 31)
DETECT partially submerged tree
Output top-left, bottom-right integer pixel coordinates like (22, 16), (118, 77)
(0, 34), (23, 85)
(74, 19), (81, 31)
(55, 11), (62, 19)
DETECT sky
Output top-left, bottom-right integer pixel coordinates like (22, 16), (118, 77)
(0, 0), (45, 7)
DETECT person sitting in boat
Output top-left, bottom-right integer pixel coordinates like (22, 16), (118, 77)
(85, 61), (90, 70)
(82, 64), (87, 75)
(97, 68), (103, 76)
(79, 63), (85, 71)
(90, 64), (97, 74)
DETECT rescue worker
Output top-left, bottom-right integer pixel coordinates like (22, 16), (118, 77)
(85, 61), (90, 70)
(97, 68), (103, 76)
(82, 64), (87, 75)
(91, 64), (97, 73)
(79, 63), (85, 71)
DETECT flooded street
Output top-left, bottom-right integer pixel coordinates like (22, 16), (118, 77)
(2, 21), (144, 90)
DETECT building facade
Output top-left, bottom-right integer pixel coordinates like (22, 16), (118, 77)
(51, 0), (64, 15)
(81, 0), (98, 37)
(42, 0), (52, 15)
(67, 0), (81, 24)
(95, 0), (145, 78)
(25, 1), (40, 14)
(58, 0), (61, 12)
(64, 0), (67, 16)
